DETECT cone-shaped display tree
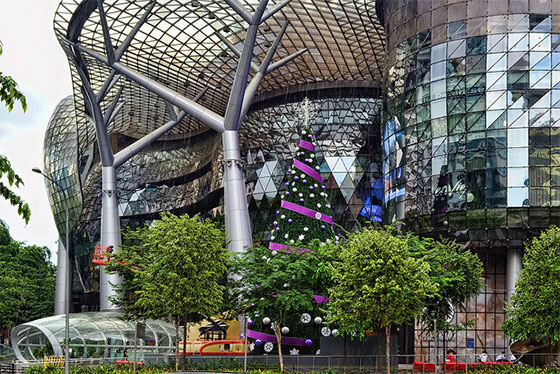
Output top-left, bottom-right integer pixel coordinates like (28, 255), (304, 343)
(269, 98), (334, 250)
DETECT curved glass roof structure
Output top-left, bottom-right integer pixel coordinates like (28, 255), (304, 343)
(51, 0), (385, 155)
(11, 312), (179, 362)
(44, 0), (387, 307)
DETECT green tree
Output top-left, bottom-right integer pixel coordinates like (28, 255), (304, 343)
(503, 226), (560, 344)
(411, 237), (484, 354)
(0, 223), (55, 339)
(0, 41), (30, 224)
(229, 244), (327, 371)
(106, 212), (228, 370)
(326, 226), (437, 374)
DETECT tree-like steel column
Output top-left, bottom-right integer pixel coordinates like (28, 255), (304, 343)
(68, 1), (199, 309)
(64, 0), (306, 305)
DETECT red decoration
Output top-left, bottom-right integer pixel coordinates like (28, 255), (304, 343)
(92, 245), (112, 265)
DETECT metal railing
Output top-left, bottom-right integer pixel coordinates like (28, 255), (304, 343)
(10, 353), (560, 373)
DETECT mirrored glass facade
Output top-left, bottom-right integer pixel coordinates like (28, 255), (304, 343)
(380, 0), (560, 360)
(242, 93), (383, 243)
(44, 90), (382, 306)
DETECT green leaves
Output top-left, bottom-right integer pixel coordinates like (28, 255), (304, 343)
(503, 226), (560, 344)
(0, 41), (27, 113)
(106, 212), (228, 324)
(0, 155), (31, 224)
(0, 73), (27, 112)
(0, 223), (55, 331)
(0, 40), (30, 223)
(326, 226), (437, 338)
(410, 237), (484, 335)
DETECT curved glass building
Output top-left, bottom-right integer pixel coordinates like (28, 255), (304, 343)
(378, 0), (560, 360)
(11, 312), (179, 362)
(35, 0), (560, 363)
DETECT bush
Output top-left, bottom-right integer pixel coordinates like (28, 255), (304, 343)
(25, 362), (336, 374)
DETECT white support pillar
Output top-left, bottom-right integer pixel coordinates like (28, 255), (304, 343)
(506, 248), (523, 302)
(54, 240), (68, 315)
(222, 130), (253, 252)
(100, 166), (123, 311)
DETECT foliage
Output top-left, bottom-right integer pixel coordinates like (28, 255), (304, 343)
(106, 212), (228, 369)
(229, 242), (328, 370)
(467, 364), (560, 374)
(411, 237), (484, 337)
(0, 223), (55, 333)
(0, 41), (30, 224)
(0, 152), (30, 224)
(327, 226), (437, 336)
(270, 125), (334, 248)
(503, 226), (560, 343)
(26, 362), (337, 374)
(0, 42), (27, 112)
(325, 226), (437, 374)
(107, 212), (228, 320)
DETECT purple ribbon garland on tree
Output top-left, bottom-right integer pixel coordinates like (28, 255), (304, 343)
(292, 159), (323, 184)
(246, 329), (312, 346)
(280, 200), (333, 224)
(299, 139), (316, 152)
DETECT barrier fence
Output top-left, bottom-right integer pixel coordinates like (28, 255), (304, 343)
(4, 353), (559, 373)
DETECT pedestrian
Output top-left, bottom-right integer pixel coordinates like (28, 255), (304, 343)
(446, 347), (456, 362)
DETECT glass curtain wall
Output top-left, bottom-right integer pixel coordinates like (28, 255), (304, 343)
(380, 0), (560, 360)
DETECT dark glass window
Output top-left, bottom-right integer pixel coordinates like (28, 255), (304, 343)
(467, 36), (486, 55)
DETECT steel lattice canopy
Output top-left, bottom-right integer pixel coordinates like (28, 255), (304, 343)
(53, 0), (385, 140)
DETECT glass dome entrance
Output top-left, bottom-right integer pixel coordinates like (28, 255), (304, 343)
(11, 312), (180, 362)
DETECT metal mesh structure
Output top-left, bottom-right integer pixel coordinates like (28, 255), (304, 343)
(45, 0), (386, 309)
(11, 312), (179, 362)
(51, 0), (385, 170)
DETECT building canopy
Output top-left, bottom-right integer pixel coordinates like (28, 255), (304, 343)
(11, 312), (179, 362)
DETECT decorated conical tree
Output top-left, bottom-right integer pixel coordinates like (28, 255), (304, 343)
(269, 98), (334, 250)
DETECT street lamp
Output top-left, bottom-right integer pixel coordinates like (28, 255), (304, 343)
(32, 167), (70, 374)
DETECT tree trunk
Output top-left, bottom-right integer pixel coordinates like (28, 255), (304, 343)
(385, 326), (391, 374)
(274, 323), (284, 371)
(443, 332), (447, 369)
(174, 318), (179, 372)
(182, 321), (187, 370)
(344, 335), (347, 374)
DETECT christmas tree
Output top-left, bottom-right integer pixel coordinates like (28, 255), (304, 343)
(269, 98), (334, 250)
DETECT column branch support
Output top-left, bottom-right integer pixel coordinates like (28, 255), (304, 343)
(224, 0), (253, 24)
(96, 0), (116, 65)
(115, 1), (156, 61)
(261, 0), (292, 24)
(216, 32), (260, 74)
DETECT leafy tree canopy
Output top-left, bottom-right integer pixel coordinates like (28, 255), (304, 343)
(0, 223), (55, 333)
(410, 237), (484, 336)
(0, 156), (31, 224)
(106, 212), (228, 370)
(503, 226), (560, 343)
(0, 41), (27, 113)
(326, 226), (437, 335)
(229, 242), (329, 371)
(107, 212), (228, 321)
(325, 226), (437, 374)
(0, 41), (30, 224)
